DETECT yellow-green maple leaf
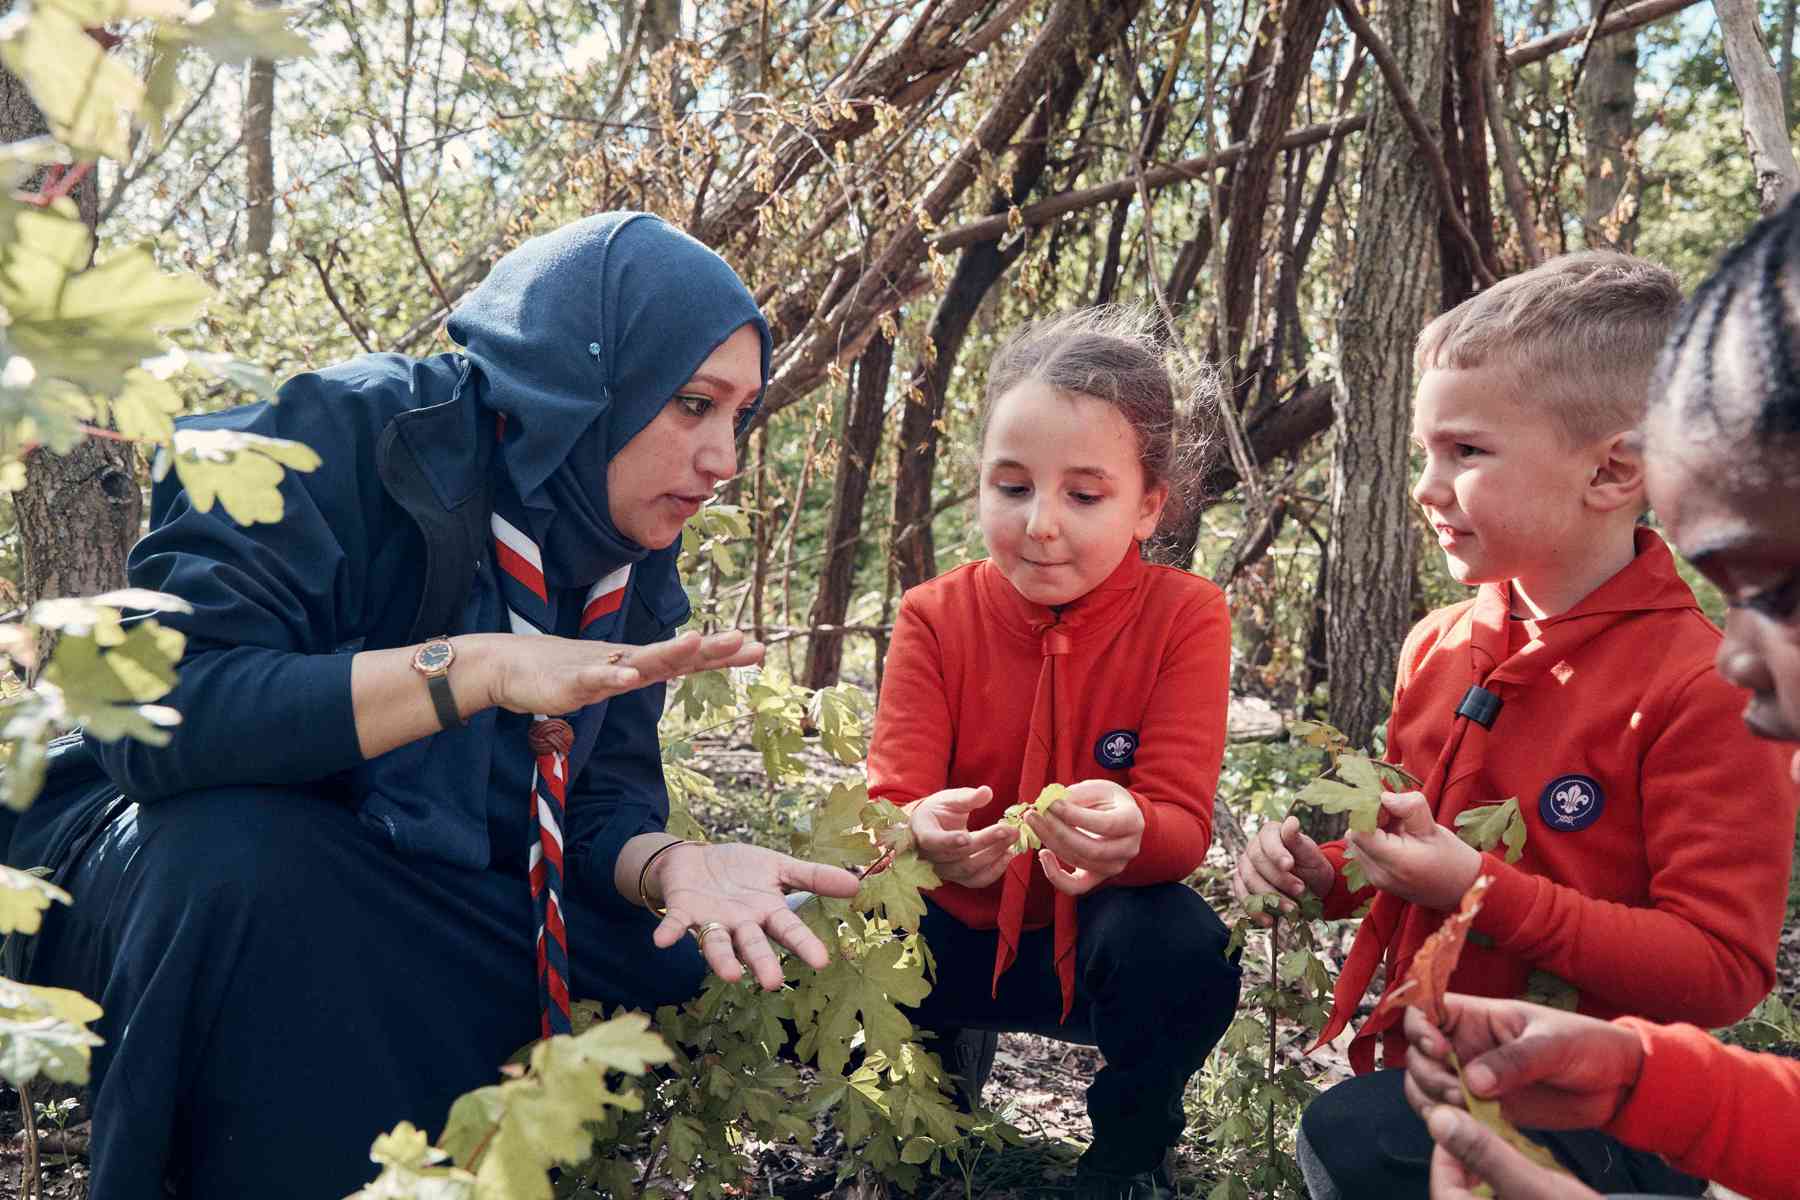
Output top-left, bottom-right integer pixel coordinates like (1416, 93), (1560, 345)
(0, 864), (70, 934)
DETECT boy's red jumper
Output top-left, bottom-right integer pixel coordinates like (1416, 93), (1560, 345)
(1317, 528), (1797, 1070)
(867, 546), (1230, 1017)
(1602, 1017), (1800, 1200)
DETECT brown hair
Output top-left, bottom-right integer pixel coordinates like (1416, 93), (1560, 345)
(979, 306), (1217, 527)
(1415, 251), (1683, 444)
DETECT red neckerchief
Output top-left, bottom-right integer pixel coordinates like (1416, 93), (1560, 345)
(980, 544), (1145, 1020)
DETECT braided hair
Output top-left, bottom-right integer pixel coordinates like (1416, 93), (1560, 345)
(1653, 195), (1800, 438)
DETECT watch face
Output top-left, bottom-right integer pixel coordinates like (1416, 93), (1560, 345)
(415, 641), (453, 672)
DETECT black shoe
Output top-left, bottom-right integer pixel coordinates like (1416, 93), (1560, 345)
(1073, 1152), (1175, 1200)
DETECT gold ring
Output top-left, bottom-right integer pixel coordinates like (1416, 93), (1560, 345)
(691, 921), (725, 941)
(607, 651), (626, 664)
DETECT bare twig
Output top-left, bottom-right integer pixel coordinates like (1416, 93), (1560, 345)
(302, 248), (375, 352)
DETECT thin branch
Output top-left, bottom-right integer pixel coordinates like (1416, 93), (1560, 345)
(302, 248), (375, 352)
(933, 0), (1697, 253)
(1334, 0), (1496, 288)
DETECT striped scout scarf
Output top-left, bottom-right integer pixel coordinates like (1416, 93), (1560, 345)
(490, 483), (635, 1038)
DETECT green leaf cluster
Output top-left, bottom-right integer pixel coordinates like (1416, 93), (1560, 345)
(997, 781), (1066, 855)
(350, 1014), (672, 1200)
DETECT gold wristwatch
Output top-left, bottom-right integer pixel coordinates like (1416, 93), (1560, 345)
(411, 637), (462, 730)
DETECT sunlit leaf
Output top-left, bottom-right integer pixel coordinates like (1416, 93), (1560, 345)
(171, 426), (321, 525)
(0, 975), (103, 1087)
(0, 4), (142, 159)
(0, 863), (70, 934)
(165, 0), (316, 66)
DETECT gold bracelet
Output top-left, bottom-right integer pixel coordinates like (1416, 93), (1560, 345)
(635, 837), (693, 915)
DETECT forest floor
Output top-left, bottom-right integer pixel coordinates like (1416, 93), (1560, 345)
(3, 709), (1795, 1199)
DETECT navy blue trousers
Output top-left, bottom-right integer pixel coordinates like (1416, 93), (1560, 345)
(13, 779), (704, 1200)
(907, 884), (1242, 1174)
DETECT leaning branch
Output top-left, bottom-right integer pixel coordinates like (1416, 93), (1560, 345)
(1717, 0), (1800, 213)
(1334, 0), (1495, 288)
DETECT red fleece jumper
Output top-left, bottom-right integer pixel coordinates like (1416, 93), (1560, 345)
(1316, 529), (1797, 1071)
(867, 545), (1230, 1018)
(1600, 1017), (1800, 1199)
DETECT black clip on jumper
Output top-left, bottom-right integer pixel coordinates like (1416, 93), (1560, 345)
(1456, 684), (1503, 730)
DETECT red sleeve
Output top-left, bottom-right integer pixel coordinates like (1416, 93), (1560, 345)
(866, 595), (955, 810)
(1470, 664), (1798, 1027)
(1605, 1018), (1800, 1199)
(1112, 586), (1231, 886)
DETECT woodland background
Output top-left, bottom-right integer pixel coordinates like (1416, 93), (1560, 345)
(3, 0), (1800, 1197)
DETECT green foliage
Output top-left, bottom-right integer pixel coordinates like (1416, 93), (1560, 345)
(0, 865), (70, 935)
(997, 781), (1066, 855)
(1717, 993), (1800, 1051)
(1286, 719), (1418, 893)
(1205, 891), (1338, 1200)
(530, 783), (999, 1200)
(1454, 797), (1527, 865)
(0, 0), (314, 1098)
(351, 1013), (674, 1200)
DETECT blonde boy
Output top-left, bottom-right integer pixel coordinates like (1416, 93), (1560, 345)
(1232, 252), (1798, 1198)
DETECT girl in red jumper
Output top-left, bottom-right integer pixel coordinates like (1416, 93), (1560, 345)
(1400, 198), (1800, 1200)
(867, 308), (1241, 1200)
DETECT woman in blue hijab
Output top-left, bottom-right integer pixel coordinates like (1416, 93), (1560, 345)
(9, 213), (860, 1200)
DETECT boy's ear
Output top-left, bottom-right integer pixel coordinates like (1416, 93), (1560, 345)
(1586, 431), (1646, 513)
(1135, 480), (1172, 540)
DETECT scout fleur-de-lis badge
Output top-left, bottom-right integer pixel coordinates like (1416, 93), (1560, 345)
(1094, 728), (1138, 769)
(1539, 773), (1605, 832)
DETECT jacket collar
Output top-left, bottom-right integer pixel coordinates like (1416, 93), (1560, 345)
(1467, 526), (1698, 685)
(375, 354), (496, 643)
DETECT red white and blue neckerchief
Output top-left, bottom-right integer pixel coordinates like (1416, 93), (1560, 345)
(491, 490), (633, 1039)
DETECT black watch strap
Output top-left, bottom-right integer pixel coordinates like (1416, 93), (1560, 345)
(425, 671), (461, 731)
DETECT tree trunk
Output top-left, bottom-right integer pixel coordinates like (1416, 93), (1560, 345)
(804, 333), (893, 691)
(1579, 0), (1639, 248)
(1326, 0), (1442, 749)
(1439, 0), (1499, 306)
(1779, 0), (1797, 122)
(1, 48), (139, 611)
(1718, 0), (1800, 214)
(245, 58), (277, 255)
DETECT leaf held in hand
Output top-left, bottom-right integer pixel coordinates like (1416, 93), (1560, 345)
(1454, 797), (1527, 864)
(1371, 874), (1493, 1026)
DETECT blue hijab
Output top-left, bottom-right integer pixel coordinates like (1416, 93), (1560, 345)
(447, 212), (772, 604)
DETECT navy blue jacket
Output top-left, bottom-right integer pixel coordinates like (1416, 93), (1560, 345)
(96, 351), (685, 910)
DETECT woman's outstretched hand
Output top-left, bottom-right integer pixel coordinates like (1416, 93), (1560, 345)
(1027, 778), (1144, 895)
(481, 629), (765, 717)
(648, 842), (861, 990)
